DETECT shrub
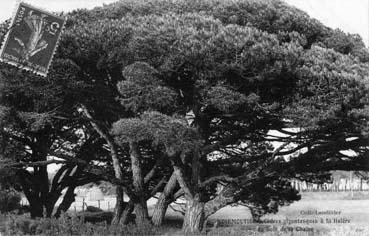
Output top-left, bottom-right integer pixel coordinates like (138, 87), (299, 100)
(86, 205), (103, 213)
(0, 189), (21, 213)
(5, 215), (38, 235)
(3, 213), (171, 236)
(78, 211), (113, 224)
(0, 214), (7, 233)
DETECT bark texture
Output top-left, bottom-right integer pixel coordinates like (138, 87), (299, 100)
(204, 185), (237, 218)
(120, 200), (134, 225)
(111, 187), (125, 225)
(183, 198), (206, 234)
(151, 173), (177, 226)
(129, 141), (149, 225)
(55, 186), (76, 217)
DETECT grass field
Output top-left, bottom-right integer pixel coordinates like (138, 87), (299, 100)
(6, 191), (369, 235)
(157, 191), (369, 235)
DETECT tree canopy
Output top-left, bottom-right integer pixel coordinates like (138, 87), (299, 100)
(0, 0), (368, 233)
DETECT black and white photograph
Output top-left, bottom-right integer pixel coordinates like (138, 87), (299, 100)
(0, 0), (368, 235)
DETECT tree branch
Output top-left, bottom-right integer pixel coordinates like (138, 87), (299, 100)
(148, 176), (167, 198)
(168, 152), (194, 199)
(79, 104), (124, 182)
(144, 155), (164, 184)
(3, 160), (68, 168)
(173, 189), (184, 200)
(200, 175), (236, 188)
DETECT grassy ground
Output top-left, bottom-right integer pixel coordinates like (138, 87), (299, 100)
(6, 191), (369, 235)
(159, 191), (369, 235)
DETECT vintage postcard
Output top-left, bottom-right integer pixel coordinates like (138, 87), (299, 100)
(0, 1), (368, 236)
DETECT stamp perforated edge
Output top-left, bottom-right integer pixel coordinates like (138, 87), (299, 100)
(17, 1), (67, 77)
(0, 0), (22, 62)
(0, 1), (67, 77)
(16, 1), (66, 21)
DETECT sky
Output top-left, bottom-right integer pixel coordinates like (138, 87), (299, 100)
(285, 0), (368, 45)
(0, 0), (367, 46)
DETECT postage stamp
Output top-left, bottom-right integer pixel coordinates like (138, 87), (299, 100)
(0, 1), (66, 77)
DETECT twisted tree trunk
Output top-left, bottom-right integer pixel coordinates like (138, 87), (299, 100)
(54, 186), (76, 217)
(151, 173), (177, 226)
(29, 197), (43, 218)
(81, 105), (127, 224)
(120, 200), (134, 225)
(168, 150), (206, 233)
(133, 200), (149, 225)
(204, 185), (237, 218)
(111, 187), (125, 225)
(183, 197), (206, 234)
(18, 168), (48, 219)
(129, 141), (149, 225)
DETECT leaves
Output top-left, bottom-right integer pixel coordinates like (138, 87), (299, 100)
(112, 111), (201, 153)
(118, 62), (178, 113)
(203, 86), (250, 113)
